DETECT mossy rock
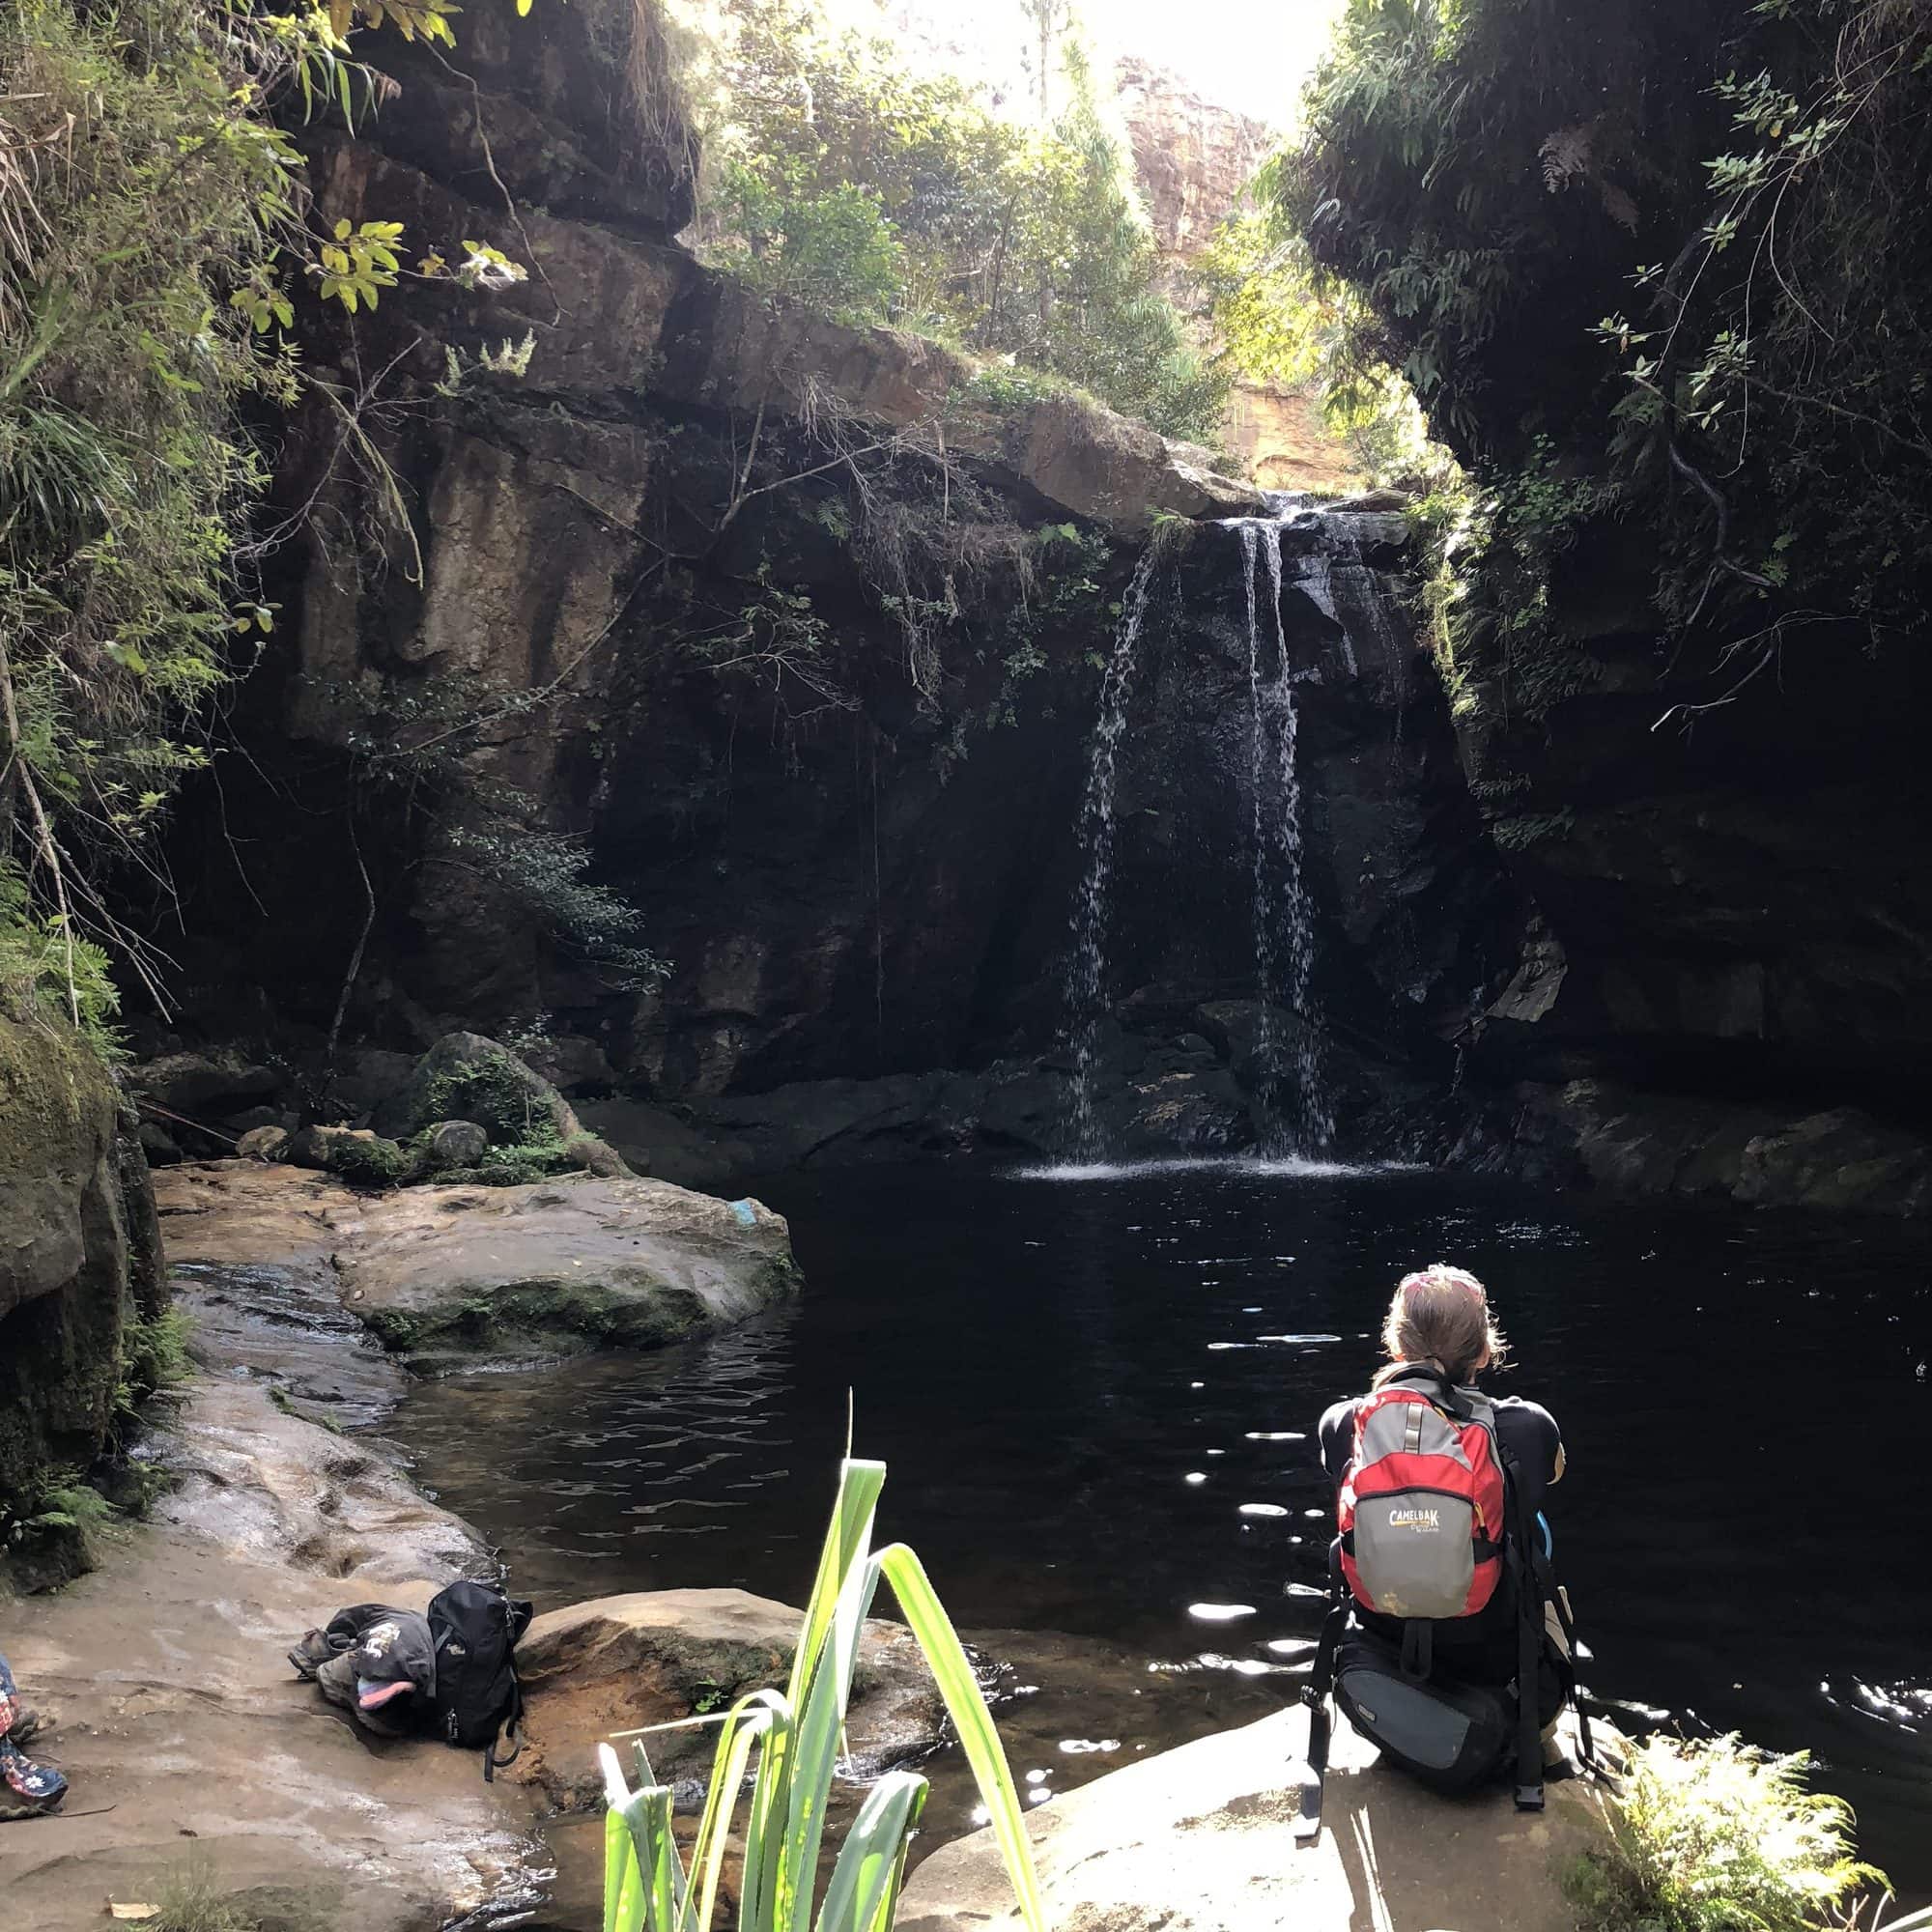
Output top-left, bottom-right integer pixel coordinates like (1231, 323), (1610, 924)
(0, 1013), (140, 1570)
(288, 1124), (422, 1187)
(398, 1034), (629, 1184)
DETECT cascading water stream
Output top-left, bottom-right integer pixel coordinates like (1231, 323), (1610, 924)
(1236, 516), (1335, 1155)
(1064, 543), (1167, 1153)
(1238, 524), (1286, 1136)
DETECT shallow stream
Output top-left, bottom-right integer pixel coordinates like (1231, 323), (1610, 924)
(394, 1162), (1931, 1899)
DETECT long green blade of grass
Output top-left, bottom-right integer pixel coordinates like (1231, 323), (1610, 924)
(601, 1747), (661, 1932)
(813, 1773), (930, 1932)
(604, 1805), (636, 1932)
(786, 1460), (885, 1712)
(781, 1487), (888, 1932)
(604, 1459), (1045, 1932)
(685, 1693), (778, 1932)
(642, 1783), (683, 1930)
(740, 1692), (798, 1932)
(874, 1542), (1046, 1932)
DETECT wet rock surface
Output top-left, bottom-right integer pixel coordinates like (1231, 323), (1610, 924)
(898, 1705), (1610, 1932)
(1, 1314), (531, 1932)
(155, 1377), (489, 1583)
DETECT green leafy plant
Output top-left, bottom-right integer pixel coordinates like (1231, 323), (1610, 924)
(695, 0), (1224, 439)
(1565, 1734), (1892, 1932)
(0, 0), (538, 1045)
(116, 1304), (194, 1425)
(2, 1467), (121, 1563)
(599, 1457), (1045, 1932)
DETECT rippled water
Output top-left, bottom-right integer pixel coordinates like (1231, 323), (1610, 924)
(394, 1164), (1931, 1895)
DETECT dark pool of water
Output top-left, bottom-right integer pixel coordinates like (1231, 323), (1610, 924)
(394, 1161), (1931, 1895)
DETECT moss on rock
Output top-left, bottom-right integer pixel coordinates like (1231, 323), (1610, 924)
(398, 1033), (629, 1186)
(0, 1012), (145, 1578)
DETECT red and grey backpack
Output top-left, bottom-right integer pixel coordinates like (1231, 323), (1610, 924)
(1337, 1366), (1506, 1627)
(1292, 1364), (1595, 1840)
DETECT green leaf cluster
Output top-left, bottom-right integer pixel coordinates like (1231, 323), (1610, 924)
(1278, 0), (1932, 713)
(1565, 1733), (1893, 1932)
(0, 0), (304, 1024)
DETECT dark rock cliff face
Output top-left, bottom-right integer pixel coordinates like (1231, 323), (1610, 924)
(140, 1), (1436, 1126)
(1458, 554), (1932, 1209)
(127, 0), (1931, 1210)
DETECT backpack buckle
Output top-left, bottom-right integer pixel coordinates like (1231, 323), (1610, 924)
(1515, 1783), (1546, 1812)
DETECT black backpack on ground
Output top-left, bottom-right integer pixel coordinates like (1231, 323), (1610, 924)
(425, 1580), (533, 1780)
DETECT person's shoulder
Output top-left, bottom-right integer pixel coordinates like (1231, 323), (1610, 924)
(1318, 1395), (1361, 1436)
(1491, 1394), (1561, 1446)
(1492, 1394), (1557, 1425)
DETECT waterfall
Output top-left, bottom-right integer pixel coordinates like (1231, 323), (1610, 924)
(1239, 523), (1287, 1136)
(1238, 518), (1335, 1154)
(1064, 544), (1167, 1153)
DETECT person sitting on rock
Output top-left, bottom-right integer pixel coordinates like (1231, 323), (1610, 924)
(1318, 1264), (1575, 1751)
(0, 1651), (67, 1820)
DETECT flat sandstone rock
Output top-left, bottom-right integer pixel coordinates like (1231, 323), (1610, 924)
(153, 1162), (799, 1368)
(897, 1705), (1610, 1932)
(1, 1383), (527, 1932)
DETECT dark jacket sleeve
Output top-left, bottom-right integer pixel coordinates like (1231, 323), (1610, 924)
(1494, 1399), (1562, 1518)
(1317, 1398), (1357, 1490)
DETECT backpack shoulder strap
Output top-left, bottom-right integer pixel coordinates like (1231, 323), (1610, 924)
(1497, 1444), (1546, 1811)
(1294, 1582), (1352, 1841)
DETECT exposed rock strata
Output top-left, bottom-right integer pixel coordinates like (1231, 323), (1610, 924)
(1459, 572), (1932, 1208)
(1515, 1079), (1932, 1217)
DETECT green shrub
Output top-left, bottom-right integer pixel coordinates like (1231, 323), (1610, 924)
(695, 0), (1225, 439)
(1566, 1735), (1888, 1932)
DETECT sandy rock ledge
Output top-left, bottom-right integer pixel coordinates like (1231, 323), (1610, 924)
(897, 1705), (1610, 1932)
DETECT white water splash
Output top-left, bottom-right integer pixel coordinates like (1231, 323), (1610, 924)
(1010, 1154), (1418, 1182)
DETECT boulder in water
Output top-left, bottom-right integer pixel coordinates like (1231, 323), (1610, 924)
(337, 1175), (798, 1368)
(514, 1589), (948, 1810)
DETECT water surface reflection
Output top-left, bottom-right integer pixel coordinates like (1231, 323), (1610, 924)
(394, 1163), (1930, 1894)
